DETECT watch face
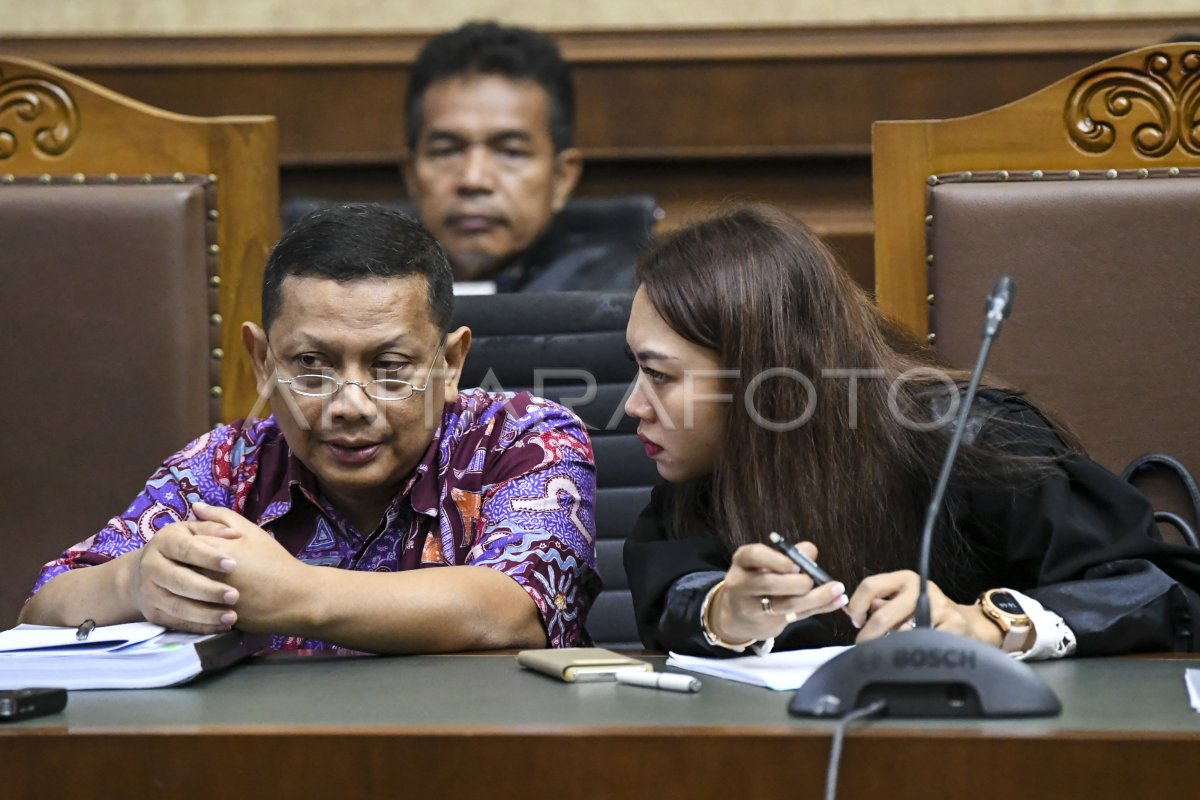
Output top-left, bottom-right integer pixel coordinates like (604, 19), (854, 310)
(989, 591), (1023, 616)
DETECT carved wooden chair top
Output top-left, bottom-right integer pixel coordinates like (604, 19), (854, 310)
(870, 42), (1200, 488)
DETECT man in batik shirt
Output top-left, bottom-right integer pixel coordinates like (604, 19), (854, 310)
(22, 203), (599, 652)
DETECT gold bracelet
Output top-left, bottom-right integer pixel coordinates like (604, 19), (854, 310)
(700, 579), (758, 652)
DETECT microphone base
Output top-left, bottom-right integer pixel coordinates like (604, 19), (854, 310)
(788, 628), (1061, 718)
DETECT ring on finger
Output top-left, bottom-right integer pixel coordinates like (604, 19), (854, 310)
(760, 596), (775, 615)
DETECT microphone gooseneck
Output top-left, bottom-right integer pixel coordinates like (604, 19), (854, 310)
(914, 276), (1016, 628)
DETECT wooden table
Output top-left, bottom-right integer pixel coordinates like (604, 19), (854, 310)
(3, 654), (1199, 799)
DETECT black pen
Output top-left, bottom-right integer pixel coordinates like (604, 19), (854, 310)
(767, 531), (835, 586)
(75, 619), (96, 641)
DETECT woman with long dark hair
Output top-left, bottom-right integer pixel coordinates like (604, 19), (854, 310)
(623, 204), (1200, 658)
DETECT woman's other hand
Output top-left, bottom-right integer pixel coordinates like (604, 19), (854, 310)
(846, 570), (1003, 647)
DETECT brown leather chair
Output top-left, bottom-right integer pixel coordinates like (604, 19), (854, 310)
(0, 56), (278, 624)
(872, 42), (1200, 537)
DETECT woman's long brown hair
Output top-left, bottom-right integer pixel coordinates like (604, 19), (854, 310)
(636, 204), (1070, 596)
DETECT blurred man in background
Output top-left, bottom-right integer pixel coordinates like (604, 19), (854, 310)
(404, 21), (641, 292)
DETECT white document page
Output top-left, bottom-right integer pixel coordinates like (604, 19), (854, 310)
(667, 646), (851, 691)
(1185, 668), (1200, 712)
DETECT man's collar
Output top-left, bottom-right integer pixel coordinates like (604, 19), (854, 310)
(263, 406), (450, 526)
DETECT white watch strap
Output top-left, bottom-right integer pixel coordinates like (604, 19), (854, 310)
(1003, 588), (1077, 661)
(1000, 623), (1031, 654)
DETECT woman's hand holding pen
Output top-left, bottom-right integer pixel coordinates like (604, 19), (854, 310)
(845, 570), (1003, 647)
(708, 543), (848, 644)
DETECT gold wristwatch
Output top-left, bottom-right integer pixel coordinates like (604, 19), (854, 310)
(978, 588), (1033, 653)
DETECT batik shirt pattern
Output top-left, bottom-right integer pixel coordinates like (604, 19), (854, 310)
(31, 390), (600, 650)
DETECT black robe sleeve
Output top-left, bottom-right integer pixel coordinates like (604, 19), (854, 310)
(950, 394), (1200, 656)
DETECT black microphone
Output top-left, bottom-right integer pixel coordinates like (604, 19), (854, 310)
(790, 276), (1061, 718)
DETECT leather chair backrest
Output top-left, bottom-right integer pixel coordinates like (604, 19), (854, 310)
(0, 179), (217, 624)
(925, 170), (1200, 479)
(451, 292), (656, 648)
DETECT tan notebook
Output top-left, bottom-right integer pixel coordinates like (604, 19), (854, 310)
(517, 648), (652, 683)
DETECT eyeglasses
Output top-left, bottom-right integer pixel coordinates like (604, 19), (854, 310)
(270, 342), (444, 402)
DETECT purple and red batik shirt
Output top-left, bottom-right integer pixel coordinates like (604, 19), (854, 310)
(31, 390), (600, 650)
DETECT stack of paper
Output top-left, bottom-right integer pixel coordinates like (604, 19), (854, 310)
(0, 622), (264, 690)
(667, 646), (851, 691)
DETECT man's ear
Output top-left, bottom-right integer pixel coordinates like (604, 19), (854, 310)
(242, 321), (270, 393)
(550, 147), (583, 213)
(441, 326), (472, 396)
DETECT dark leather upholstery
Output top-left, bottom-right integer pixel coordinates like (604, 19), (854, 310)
(450, 292), (656, 647)
(1, 179), (218, 625)
(926, 169), (1200, 529)
(282, 195), (660, 248)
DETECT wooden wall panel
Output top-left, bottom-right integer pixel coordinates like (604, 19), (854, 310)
(6, 17), (1199, 291)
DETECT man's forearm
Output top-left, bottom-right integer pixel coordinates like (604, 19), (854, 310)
(17, 555), (140, 627)
(248, 564), (547, 654)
